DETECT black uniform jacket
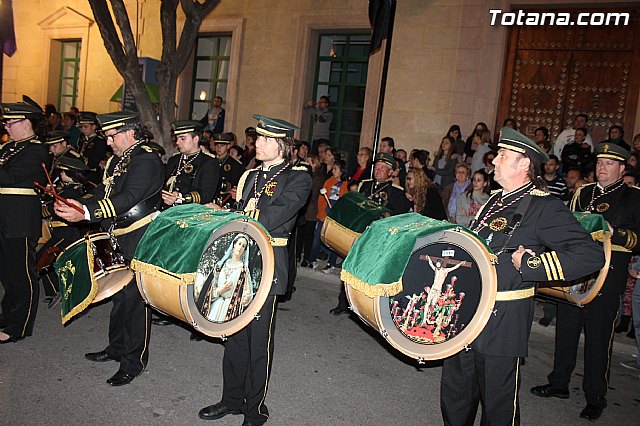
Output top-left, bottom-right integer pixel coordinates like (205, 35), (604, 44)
(78, 134), (108, 170)
(216, 154), (244, 200)
(0, 136), (49, 238)
(358, 179), (412, 216)
(81, 143), (164, 258)
(164, 151), (219, 208)
(471, 183), (603, 357)
(236, 161), (312, 295)
(571, 180), (640, 293)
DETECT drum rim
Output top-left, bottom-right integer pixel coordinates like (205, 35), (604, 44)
(181, 219), (275, 338)
(93, 270), (134, 303)
(63, 232), (114, 252)
(537, 234), (612, 306)
(371, 228), (497, 361)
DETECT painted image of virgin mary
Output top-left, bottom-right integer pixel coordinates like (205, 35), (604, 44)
(196, 234), (254, 322)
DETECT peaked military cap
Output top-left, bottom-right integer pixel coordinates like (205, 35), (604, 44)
(594, 142), (630, 162)
(97, 111), (139, 131)
(56, 155), (89, 172)
(44, 130), (69, 145)
(252, 114), (299, 138)
(212, 132), (234, 144)
(0, 102), (44, 120)
(172, 120), (203, 136)
(496, 127), (549, 164)
(77, 111), (99, 126)
(374, 152), (396, 169)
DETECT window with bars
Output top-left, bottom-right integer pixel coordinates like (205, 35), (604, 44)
(57, 40), (81, 111)
(311, 33), (371, 157)
(189, 34), (232, 121)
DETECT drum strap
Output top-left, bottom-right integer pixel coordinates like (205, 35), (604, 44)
(112, 212), (156, 237)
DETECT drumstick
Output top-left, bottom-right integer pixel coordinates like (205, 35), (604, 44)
(42, 162), (56, 195)
(34, 181), (85, 214)
(320, 188), (331, 206)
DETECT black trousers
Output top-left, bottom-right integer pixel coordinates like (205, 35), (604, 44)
(441, 349), (521, 426)
(301, 221), (316, 263)
(222, 295), (277, 423)
(547, 255), (628, 406)
(104, 277), (151, 376)
(0, 236), (39, 338)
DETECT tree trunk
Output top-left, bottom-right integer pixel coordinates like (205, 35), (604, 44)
(87, 0), (220, 150)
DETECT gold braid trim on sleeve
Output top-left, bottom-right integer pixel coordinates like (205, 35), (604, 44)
(340, 269), (403, 298)
(129, 259), (196, 286)
(235, 169), (255, 203)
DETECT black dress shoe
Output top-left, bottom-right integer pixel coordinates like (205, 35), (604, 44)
(0, 334), (22, 344)
(580, 404), (604, 420)
(85, 350), (118, 362)
(106, 370), (136, 386)
(330, 307), (349, 316)
(530, 384), (569, 399)
(152, 318), (173, 326)
(198, 402), (242, 420)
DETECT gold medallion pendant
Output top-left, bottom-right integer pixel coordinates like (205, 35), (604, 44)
(489, 217), (508, 232)
(184, 163), (194, 174)
(224, 164), (231, 172)
(596, 203), (609, 213)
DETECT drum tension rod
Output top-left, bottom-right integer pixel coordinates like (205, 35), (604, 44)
(417, 357), (426, 365)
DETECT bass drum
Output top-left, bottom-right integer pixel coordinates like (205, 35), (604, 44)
(136, 218), (274, 338)
(346, 227), (497, 361)
(321, 191), (391, 258)
(537, 233), (611, 306)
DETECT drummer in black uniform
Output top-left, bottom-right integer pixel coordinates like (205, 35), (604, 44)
(213, 132), (244, 208)
(54, 112), (165, 386)
(358, 152), (411, 215)
(162, 120), (220, 210)
(440, 128), (604, 425)
(45, 130), (83, 187)
(198, 114), (311, 425)
(77, 111), (108, 185)
(38, 156), (91, 308)
(531, 143), (640, 421)
(0, 102), (49, 343)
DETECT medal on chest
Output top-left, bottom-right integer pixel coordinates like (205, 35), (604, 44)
(595, 202), (609, 213)
(489, 217), (508, 232)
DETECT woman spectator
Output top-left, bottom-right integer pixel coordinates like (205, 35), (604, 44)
(300, 155), (324, 268)
(430, 136), (461, 189)
(351, 146), (372, 182)
(447, 124), (465, 157)
(311, 160), (348, 273)
(534, 126), (552, 155)
(482, 151), (501, 190)
(464, 122), (489, 164)
(632, 133), (640, 157)
(321, 146), (337, 180)
(405, 167), (447, 220)
(503, 117), (517, 131)
(470, 129), (492, 174)
(441, 162), (471, 223)
(600, 124), (630, 150)
(455, 170), (491, 227)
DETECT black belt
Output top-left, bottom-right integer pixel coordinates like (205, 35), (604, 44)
(115, 190), (162, 228)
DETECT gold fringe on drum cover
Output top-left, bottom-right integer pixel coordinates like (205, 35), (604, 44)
(339, 269), (403, 298)
(129, 259), (196, 286)
(61, 241), (99, 325)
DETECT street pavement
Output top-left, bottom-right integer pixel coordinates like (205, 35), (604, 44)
(1, 264), (639, 425)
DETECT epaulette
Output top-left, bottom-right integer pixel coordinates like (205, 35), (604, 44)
(360, 179), (373, 184)
(392, 183), (405, 191)
(69, 150), (81, 158)
(531, 188), (549, 197)
(30, 139), (43, 144)
(204, 152), (216, 159)
(299, 160), (310, 166)
(491, 189), (502, 195)
(171, 151), (181, 157)
(292, 165), (308, 171)
(232, 156), (243, 165)
(140, 145), (154, 153)
(236, 168), (258, 203)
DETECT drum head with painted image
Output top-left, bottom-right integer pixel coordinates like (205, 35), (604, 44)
(183, 220), (274, 337)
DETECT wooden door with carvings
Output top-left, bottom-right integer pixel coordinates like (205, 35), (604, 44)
(498, 7), (640, 145)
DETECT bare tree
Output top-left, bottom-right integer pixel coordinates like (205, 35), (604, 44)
(88, 0), (220, 149)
